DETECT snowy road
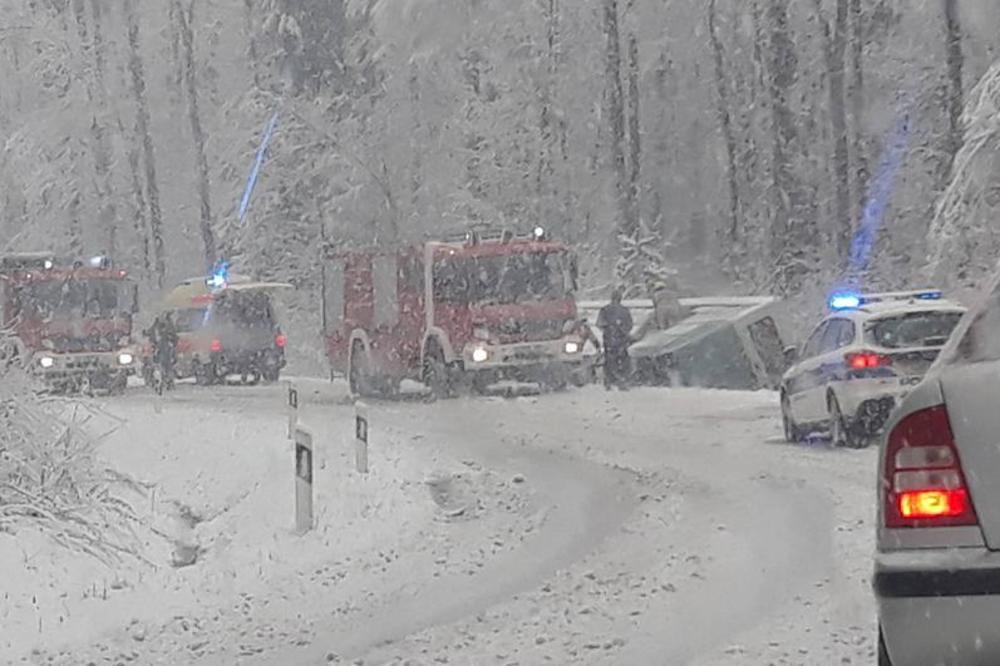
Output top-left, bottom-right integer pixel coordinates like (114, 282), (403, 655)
(20, 381), (878, 665)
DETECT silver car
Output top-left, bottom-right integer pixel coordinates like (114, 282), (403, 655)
(875, 276), (1000, 665)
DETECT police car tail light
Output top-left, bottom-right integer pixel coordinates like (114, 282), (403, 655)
(210, 339), (223, 353)
(883, 405), (978, 528)
(846, 351), (891, 370)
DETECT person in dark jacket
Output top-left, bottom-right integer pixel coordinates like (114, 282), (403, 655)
(597, 288), (633, 389)
(145, 312), (179, 390)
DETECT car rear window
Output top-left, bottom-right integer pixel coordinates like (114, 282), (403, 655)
(865, 311), (962, 349)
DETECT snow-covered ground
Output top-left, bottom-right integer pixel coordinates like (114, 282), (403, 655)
(6, 380), (878, 665)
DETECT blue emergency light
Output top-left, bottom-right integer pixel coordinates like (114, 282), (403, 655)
(207, 260), (230, 290)
(829, 293), (861, 310)
(828, 289), (943, 311)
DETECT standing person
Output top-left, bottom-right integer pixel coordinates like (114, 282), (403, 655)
(634, 276), (691, 341)
(146, 312), (178, 390)
(597, 288), (633, 390)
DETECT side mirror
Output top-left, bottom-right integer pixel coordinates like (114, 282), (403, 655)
(569, 256), (580, 292)
(783, 345), (798, 366)
(131, 284), (140, 314)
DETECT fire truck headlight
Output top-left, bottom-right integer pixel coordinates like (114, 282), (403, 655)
(117, 352), (134, 366)
(564, 341), (581, 355)
(471, 347), (489, 363)
(39, 356), (55, 369)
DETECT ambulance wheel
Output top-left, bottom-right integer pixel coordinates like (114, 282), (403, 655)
(142, 363), (155, 387)
(193, 360), (216, 386)
(781, 392), (802, 443)
(829, 394), (867, 448)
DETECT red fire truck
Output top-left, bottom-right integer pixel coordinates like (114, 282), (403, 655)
(0, 252), (139, 392)
(323, 229), (586, 397)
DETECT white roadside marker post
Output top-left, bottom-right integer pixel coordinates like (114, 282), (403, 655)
(294, 425), (314, 534)
(287, 381), (299, 439)
(355, 401), (369, 474)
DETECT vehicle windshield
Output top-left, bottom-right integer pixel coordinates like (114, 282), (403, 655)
(211, 291), (277, 330)
(15, 278), (132, 320)
(865, 311), (963, 349)
(433, 251), (573, 304)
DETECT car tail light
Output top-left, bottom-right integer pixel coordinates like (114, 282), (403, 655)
(275, 334), (287, 348)
(883, 405), (978, 528)
(210, 339), (223, 353)
(846, 351), (892, 369)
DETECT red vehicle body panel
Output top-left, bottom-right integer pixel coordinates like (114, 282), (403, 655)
(324, 238), (579, 384)
(1, 266), (135, 353)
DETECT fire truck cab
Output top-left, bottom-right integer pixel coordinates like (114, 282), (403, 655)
(323, 229), (585, 397)
(0, 252), (139, 392)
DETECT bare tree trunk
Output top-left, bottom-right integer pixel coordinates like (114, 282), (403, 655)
(625, 32), (641, 232)
(537, 0), (560, 230)
(243, 0), (262, 88)
(943, 0), (964, 178)
(848, 0), (868, 223)
(117, 116), (150, 278)
(80, 0), (120, 256)
(176, 0), (217, 270)
(408, 62), (422, 212)
(765, 0), (802, 294)
(68, 192), (83, 258)
(815, 0), (851, 261)
(123, 0), (166, 288)
(602, 0), (631, 240)
(707, 0), (742, 250)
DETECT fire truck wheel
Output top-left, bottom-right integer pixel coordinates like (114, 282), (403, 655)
(538, 364), (570, 392)
(349, 343), (376, 398)
(110, 373), (128, 395)
(423, 345), (454, 400)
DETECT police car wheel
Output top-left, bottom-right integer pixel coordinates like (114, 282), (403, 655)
(781, 393), (801, 443)
(829, 396), (864, 448)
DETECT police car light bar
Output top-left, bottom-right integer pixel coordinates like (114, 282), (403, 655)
(828, 289), (943, 310)
(859, 290), (943, 304)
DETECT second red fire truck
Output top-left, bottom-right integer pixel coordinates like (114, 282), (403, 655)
(323, 229), (586, 397)
(0, 252), (139, 392)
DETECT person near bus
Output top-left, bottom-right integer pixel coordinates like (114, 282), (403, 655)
(597, 288), (633, 390)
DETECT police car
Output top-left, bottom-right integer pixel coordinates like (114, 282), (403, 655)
(780, 290), (965, 447)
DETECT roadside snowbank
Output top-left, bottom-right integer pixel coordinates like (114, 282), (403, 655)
(10, 380), (541, 665)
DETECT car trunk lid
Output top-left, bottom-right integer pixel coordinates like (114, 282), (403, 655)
(939, 361), (1000, 549)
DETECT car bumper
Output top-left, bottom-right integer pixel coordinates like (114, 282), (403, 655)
(838, 376), (925, 434)
(462, 338), (584, 370)
(876, 549), (1000, 665)
(31, 352), (135, 377)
